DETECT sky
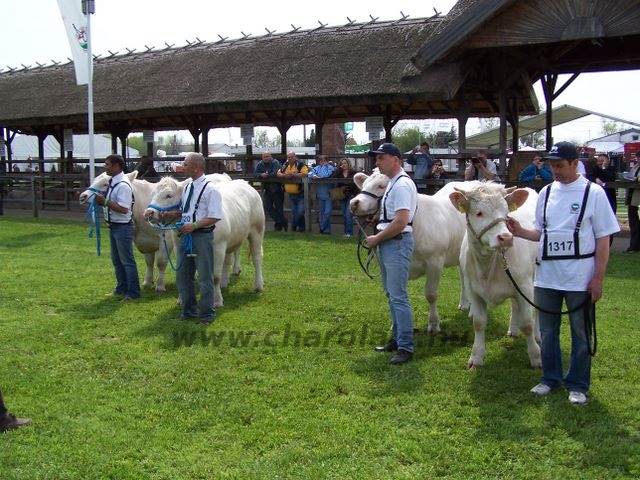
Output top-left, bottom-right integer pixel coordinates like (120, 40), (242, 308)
(2, 0), (640, 147)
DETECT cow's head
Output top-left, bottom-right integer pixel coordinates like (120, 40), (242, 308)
(449, 181), (529, 249)
(350, 169), (388, 216)
(79, 172), (111, 204)
(79, 171), (139, 204)
(144, 176), (184, 223)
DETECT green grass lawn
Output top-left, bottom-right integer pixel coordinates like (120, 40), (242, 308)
(1, 217), (639, 479)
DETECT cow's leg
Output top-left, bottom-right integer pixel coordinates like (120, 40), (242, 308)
(457, 266), (470, 311)
(142, 252), (155, 288)
(151, 234), (173, 293)
(468, 295), (488, 368)
(232, 250), (241, 276)
(155, 251), (168, 292)
(213, 243), (226, 308)
(248, 229), (264, 293)
(507, 297), (521, 337)
(221, 253), (233, 289)
(513, 296), (542, 368)
(424, 260), (445, 333)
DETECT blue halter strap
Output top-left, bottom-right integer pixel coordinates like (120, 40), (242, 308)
(84, 187), (107, 256)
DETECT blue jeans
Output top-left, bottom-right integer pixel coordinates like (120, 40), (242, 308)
(317, 195), (332, 233)
(176, 231), (215, 321)
(378, 233), (414, 352)
(339, 198), (353, 235)
(109, 223), (140, 298)
(535, 287), (591, 393)
(288, 193), (305, 232)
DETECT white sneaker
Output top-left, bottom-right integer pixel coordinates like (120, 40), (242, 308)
(530, 383), (552, 395)
(343, 234), (351, 238)
(568, 391), (587, 405)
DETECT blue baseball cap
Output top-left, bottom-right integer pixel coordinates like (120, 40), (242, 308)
(367, 143), (402, 159)
(545, 141), (579, 161)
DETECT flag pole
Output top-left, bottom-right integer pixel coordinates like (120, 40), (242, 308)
(83, 0), (96, 183)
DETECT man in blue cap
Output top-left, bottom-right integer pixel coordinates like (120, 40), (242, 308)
(507, 141), (619, 405)
(368, 143), (417, 365)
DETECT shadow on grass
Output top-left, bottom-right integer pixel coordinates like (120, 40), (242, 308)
(0, 230), (66, 249)
(468, 344), (640, 476)
(126, 282), (264, 347)
(347, 308), (474, 394)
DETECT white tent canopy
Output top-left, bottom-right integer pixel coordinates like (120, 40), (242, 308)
(9, 134), (139, 161)
(454, 104), (640, 149)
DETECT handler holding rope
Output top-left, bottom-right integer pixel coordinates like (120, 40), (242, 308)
(506, 142), (619, 405)
(94, 154), (140, 302)
(367, 143), (417, 365)
(156, 153), (222, 324)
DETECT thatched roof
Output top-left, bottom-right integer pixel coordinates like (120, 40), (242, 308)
(413, 0), (640, 77)
(0, 11), (537, 136)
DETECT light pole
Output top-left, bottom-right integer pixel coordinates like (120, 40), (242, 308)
(82, 0), (96, 182)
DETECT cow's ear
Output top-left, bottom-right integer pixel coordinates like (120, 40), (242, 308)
(449, 191), (468, 213)
(354, 172), (368, 190)
(505, 188), (529, 211)
(127, 171), (139, 181)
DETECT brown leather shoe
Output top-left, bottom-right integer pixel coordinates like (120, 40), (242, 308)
(389, 349), (413, 365)
(0, 413), (32, 432)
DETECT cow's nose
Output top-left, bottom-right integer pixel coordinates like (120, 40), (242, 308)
(496, 232), (513, 247)
(350, 199), (359, 213)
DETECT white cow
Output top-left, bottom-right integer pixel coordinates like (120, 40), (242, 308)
(449, 181), (541, 369)
(350, 171), (467, 333)
(80, 171), (175, 292)
(144, 176), (265, 307)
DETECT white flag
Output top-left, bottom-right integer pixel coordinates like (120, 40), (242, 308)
(57, 0), (90, 85)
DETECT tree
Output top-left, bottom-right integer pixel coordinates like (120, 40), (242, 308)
(520, 130), (545, 149)
(601, 119), (622, 137)
(157, 134), (181, 154)
(127, 135), (146, 156)
(390, 125), (423, 153)
(425, 126), (458, 148)
(479, 117), (499, 131)
(304, 129), (316, 148)
(254, 130), (271, 148)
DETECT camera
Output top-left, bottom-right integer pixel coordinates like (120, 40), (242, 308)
(471, 157), (480, 164)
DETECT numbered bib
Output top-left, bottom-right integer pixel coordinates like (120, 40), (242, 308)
(543, 232), (575, 258)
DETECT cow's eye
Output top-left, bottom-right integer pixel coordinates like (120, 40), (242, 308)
(476, 211), (483, 217)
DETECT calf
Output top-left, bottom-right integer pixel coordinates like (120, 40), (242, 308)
(449, 181), (541, 368)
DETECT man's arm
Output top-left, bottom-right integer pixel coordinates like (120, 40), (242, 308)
(464, 165), (475, 181)
(366, 209), (410, 248)
(479, 161), (497, 180)
(506, 217), (541, 242)
(587, 236), (610, 303)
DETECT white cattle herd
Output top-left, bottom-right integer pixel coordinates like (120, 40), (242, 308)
(81, 169), (544, 369)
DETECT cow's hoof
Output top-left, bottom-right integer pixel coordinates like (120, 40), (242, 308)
(155, 286), (166, 293)
(467, 358), (484, 370)
(427, 325), (441, 334)
(458, 303), (470, 311)
(507, 329), (520, 338)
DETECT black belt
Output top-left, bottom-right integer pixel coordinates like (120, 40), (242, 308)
(108, 221), (132, 226)
(194, 226), (215, 233)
